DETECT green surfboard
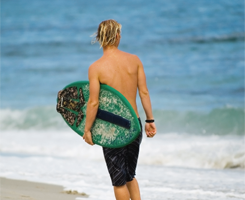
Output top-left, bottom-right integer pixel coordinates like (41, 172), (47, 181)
(56, 81), (141, 148)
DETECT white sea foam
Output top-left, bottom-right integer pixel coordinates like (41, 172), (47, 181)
(0, 130), (244, 200)
(0, 130), (244, 169)
(139, 133), (245, 169)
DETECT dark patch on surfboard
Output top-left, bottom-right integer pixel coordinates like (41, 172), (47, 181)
(79, 88), (85, 106)
(62, 86), (78, 99)
(76, 111), (84, 127)
(56, 86), (85, 127)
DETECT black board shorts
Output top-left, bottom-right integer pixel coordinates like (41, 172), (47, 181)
(103, 118), (142, 186)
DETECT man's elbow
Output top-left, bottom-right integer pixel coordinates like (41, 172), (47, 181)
(88, 99), (99, 107)
(139, 89), (149, 98)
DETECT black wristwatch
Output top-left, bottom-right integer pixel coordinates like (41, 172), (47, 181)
(145, 119), (154, 123)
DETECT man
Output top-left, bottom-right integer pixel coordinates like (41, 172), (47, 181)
(83, 19), (157, 200)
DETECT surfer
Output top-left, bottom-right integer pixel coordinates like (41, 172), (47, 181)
(83, 19), (157, 200)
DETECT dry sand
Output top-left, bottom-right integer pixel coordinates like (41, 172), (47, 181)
(0, 177), (89, 200)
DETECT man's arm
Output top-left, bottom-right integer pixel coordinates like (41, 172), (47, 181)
(136, 56), (157, 137)
(83, 64), (100, 145)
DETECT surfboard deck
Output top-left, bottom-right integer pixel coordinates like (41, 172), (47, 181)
(56, 81), (141, 148)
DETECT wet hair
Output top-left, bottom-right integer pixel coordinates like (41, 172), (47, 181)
(92, 19), (122, 48)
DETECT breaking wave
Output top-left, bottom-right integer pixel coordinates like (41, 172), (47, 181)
(0, 106), (244, 136)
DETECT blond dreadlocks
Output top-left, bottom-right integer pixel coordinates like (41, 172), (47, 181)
(92, 19), (122, 48)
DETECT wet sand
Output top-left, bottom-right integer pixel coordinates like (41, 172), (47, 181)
(0, 177), (88, 200)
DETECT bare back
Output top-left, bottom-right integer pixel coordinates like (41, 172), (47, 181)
(94, 49), (140, 117)
(84, 19), (156, 147)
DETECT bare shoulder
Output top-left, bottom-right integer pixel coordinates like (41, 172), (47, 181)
(88, 60), (101, 76)
(89, 58), (104, 69)
(119, 50), (141, 63)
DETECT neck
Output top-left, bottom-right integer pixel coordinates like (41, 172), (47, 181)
(102, 45), (118, 55)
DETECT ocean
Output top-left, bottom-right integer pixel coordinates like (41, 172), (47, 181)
(0, 0), (244, 199)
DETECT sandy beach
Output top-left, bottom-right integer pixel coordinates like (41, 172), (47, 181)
(0, 177), (88, 200)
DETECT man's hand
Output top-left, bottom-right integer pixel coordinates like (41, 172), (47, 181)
(83, 130), (94, 145)
(145, 122), (157, 138)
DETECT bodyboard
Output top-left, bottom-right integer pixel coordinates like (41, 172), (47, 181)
(56, 81), (141, 148)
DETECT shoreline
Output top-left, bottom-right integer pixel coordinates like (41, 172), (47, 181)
(0, 177), (89, 200)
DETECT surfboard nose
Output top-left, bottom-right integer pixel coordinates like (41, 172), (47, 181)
(56, 86), (85, 127)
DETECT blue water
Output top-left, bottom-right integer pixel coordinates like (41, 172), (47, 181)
(1, 0), (244, 135)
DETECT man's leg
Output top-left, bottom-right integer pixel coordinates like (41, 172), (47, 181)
(126, 178), (141, 200)
(114, 185), (130, 200)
